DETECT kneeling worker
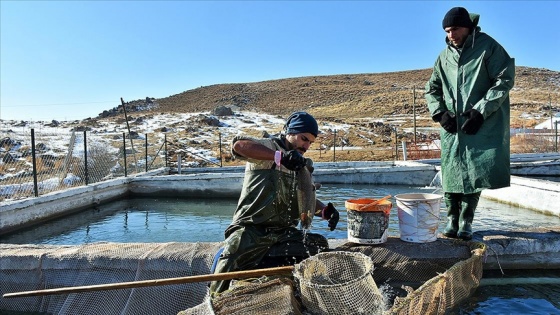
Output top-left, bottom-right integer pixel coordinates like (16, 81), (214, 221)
(209, 111), (339, 295)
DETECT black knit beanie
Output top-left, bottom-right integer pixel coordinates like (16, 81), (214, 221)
(285, 111), (319, 137)
(442, 7), (473, 29)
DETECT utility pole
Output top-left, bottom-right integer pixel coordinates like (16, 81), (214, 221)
(413, 86), (417, 144)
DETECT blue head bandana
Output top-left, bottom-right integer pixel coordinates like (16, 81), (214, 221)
(285, 111), (319, 137)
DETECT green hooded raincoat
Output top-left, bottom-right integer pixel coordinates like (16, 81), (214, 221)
(425, 13), (515, 194)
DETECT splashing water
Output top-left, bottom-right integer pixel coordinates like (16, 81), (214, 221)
(429, 170), (443, 194)
(378, 281), (405, 311)
(297, 167), (316, 230)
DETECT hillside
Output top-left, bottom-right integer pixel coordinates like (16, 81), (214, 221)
(99, 66), (559, 163)
(1, 67), (557, 198)
(150, 66), (559, 126)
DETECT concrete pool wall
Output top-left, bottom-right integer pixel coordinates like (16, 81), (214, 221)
(481, 175), (560, 216)
(1, 160), (559, 235)
(1, 159), (560, 314)
(2, 229), (560, 314)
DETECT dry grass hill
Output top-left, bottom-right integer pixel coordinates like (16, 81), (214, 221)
(106, 66), (559, 163)
(153, 66), (559, 127)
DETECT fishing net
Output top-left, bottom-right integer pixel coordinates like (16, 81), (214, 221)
(180, 276), (302, 315)
(185, 239), (485, 315)
(207, 240), (485, 315)
(1, 239), (486, 315)
(342, 240), (487, 315)
(294, 251), (384, 314)
(0, 242), (220, 315)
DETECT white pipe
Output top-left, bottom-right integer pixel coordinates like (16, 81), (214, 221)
(480, 277), (560, 286)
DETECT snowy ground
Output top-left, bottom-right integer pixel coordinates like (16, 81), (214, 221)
(0, 110), (355, 201)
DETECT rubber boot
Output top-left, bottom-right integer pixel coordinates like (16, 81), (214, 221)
(443, 192), (461, 238)
(457, 193), (481, 241)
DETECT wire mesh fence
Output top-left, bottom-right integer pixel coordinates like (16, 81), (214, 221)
(400, 127), (559, 161)
(1, 124), (558, 202)
(0, 129), (168, 202)
(511, 128), (560, 153)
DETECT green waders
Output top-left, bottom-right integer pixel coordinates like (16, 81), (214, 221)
(457, 192), (481, 241)
(443, 193), (461, 238)
(209, 225), (328, 296)
(443, 192), (481, 240)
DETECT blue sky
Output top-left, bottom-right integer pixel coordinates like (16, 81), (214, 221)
(1, 1), (559, 121)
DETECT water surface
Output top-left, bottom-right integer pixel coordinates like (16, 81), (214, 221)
(2, 184), (559, 245)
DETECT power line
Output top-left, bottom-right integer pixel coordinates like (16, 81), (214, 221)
(1, 101), (117, 108)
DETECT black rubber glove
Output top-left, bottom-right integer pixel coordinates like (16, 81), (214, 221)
(322, 202), (339, 231)
(280, 150), (306, 171)
(433, 111), (457, 133)
(461, 109), (484, 135)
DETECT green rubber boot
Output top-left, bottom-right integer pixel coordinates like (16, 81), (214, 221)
(457, 193), (481, 241)
(443, 193), (461, 238)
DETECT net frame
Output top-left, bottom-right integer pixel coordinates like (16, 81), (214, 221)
(293, 251), (385, 315)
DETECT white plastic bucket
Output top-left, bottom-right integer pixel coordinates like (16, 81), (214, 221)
(395, 193), (442, 243)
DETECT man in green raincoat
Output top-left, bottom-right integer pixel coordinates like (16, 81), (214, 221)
(209, 111), (340, 295)
(425, 7), (515, 241)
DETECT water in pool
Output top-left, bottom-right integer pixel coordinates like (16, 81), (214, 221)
(2, 184), (559, 245)
(448, 269), (560, 314)
(2, 183), (559, 314)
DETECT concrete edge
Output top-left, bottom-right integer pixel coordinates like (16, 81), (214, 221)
(482, 175), (560, 216)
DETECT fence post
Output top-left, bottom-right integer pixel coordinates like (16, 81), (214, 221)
(401, 141), (407, 161)
(123, 132), (127, 177)
(164, 134), (168, 168)
(394, 127), (398, 160)
(83, 131), (88, 185)
(31, 129), (39, 197)
(413, 86), (417, 144)
(554, 120), (560, 152)
(333, 129), (336, 162)
(219, 132), (223, 167)
(177, 153), (182, 174)
(145, 133), (148, 172)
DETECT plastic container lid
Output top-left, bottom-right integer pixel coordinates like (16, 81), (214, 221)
(345, 198), (392, 213)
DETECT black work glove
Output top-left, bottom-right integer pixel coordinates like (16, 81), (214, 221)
(461, 109), (484, 135)
(433, 111), (457, 133)
(321, 202), (339, 231)
(280, 150), (306, 171)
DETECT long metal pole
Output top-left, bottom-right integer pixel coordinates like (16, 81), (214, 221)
(3, 266), (294, 298)
(120, 98), (138, 173)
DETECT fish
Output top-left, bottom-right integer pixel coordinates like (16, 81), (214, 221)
(297, 165), (316, 230)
